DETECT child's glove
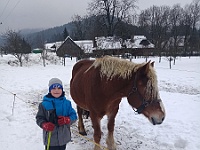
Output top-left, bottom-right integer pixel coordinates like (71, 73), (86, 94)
(42, 122), (55, 131)
(58, 116), (70, 126)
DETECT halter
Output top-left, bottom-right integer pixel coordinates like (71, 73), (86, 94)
(127, 72), (161, 114)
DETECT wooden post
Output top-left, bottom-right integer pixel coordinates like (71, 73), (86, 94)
(12, 94), (16, 116)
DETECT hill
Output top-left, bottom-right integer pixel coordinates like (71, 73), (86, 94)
(0, 15), (140, 49)
(24, 22), (74, 48)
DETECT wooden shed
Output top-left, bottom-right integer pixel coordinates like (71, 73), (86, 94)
(56, 36), (84, 59)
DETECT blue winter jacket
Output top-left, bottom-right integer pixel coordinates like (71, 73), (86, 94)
(36, 93), (77, 146)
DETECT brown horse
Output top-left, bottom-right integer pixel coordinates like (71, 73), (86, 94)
(70, 56), (165, 150)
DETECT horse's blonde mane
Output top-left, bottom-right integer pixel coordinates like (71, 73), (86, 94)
(91, 55), (145, 79)
(89, 55), (159, 99)
(145, 66), (159, 99)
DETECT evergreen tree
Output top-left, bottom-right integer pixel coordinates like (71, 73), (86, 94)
(63, 27), (69, 40)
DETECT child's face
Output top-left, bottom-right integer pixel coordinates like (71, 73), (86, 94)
(50, 87), (62, 98)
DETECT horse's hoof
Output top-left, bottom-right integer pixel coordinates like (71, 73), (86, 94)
(79, 131), (87, 136)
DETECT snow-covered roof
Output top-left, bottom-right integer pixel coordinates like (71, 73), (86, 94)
(95, 36), (122, 49)
(74, 40), (93, 53)
(133, 35), (146, 40)
(125, 35), (154, 48)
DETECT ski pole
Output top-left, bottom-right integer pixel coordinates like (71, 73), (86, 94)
(46, 131), (52, 150)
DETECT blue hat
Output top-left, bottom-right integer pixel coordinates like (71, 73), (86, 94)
(48, 78), (63, 92)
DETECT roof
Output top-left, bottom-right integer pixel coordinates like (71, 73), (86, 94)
(95, 36), (122, 49)
(74, 40), (93, 53)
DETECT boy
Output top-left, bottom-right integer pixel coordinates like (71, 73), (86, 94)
(36, 78), (77, 150)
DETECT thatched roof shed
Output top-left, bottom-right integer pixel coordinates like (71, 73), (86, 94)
(56, 36), (84, 58)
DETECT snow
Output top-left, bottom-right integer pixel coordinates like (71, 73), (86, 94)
(0, 53), (200, 150)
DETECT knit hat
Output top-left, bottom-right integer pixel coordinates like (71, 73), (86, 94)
(48, 78), (63, 92)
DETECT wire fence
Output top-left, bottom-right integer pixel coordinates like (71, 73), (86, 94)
(0, 86), (108, 150)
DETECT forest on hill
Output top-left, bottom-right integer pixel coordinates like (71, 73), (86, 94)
(1, 0), (200, 57)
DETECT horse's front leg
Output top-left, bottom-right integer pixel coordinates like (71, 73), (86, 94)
(90, 113), (102, 150)
(77, 106), (87, 135)
(106, 105), (120, 150)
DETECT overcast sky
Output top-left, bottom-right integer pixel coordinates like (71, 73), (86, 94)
(0, 0), (194, 34)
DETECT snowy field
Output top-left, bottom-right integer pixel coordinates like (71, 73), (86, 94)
(0, 54), (200, 150)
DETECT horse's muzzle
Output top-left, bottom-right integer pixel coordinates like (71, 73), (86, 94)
(151, 116), (165, 125)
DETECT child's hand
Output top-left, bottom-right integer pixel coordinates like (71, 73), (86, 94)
(58, 116), (70, 126)
(42, 122), (55, 131)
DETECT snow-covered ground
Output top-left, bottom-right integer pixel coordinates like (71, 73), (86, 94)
(0, 54), (199, 150)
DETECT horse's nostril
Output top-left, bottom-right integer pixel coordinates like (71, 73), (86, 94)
(151, 117), (156, 125)
(162, 117), (165, 122)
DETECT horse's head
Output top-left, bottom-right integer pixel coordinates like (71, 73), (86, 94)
(127, 61), (165, 125)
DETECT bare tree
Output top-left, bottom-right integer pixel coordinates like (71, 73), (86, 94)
(182, 4), (193, 56)
(188, 0), (200, 56)
(169, 4), (184, 65)
(71, 15), (86, 40)
(138, 5), (171, 62)
(138, 1), (200, 60)
(88, 0), (136, 36)
(71, 15), (94, 40)
(1, 30), (31, 66)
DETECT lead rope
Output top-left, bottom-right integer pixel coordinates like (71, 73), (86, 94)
(71, 128), (109, 150)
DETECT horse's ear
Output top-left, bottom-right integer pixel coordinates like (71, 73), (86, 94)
(145, 61), (151, 73)
(139, 61), (151, 75)
(151, 61), (155, 67)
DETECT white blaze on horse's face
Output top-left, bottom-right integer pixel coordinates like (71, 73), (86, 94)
(159, 96), (166, 113)
(142, 94), (166, 125)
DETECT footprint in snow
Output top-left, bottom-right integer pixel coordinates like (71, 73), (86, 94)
(174, 137), (187, 149)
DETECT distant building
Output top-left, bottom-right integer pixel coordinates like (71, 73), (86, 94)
(56, 36), (83, 58)
(167, 36), (185, 47)
(45, 35), (155, 58)
(124, 35), (154, 48)
(45, 41), (63, 52)
(32, 48), (43, 54)
(74, 40), (93, 53)
(95, 36), (122, 49)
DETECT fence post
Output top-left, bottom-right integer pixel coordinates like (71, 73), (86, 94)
(12, 94), (16, 116)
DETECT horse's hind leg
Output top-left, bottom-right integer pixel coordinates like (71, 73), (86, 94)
(77, 106), (87, 135)
(106, 104), (120, 150)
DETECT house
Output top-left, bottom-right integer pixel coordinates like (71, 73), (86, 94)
(95, 36), (122, 49)
(161, 36), (186, 55)
(56, 36), (84, 58)
(167, 36), (185, 47)
(45, 41), (63, 52)
(124, 35), (154, 48)
(92, 35), (155, 57)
